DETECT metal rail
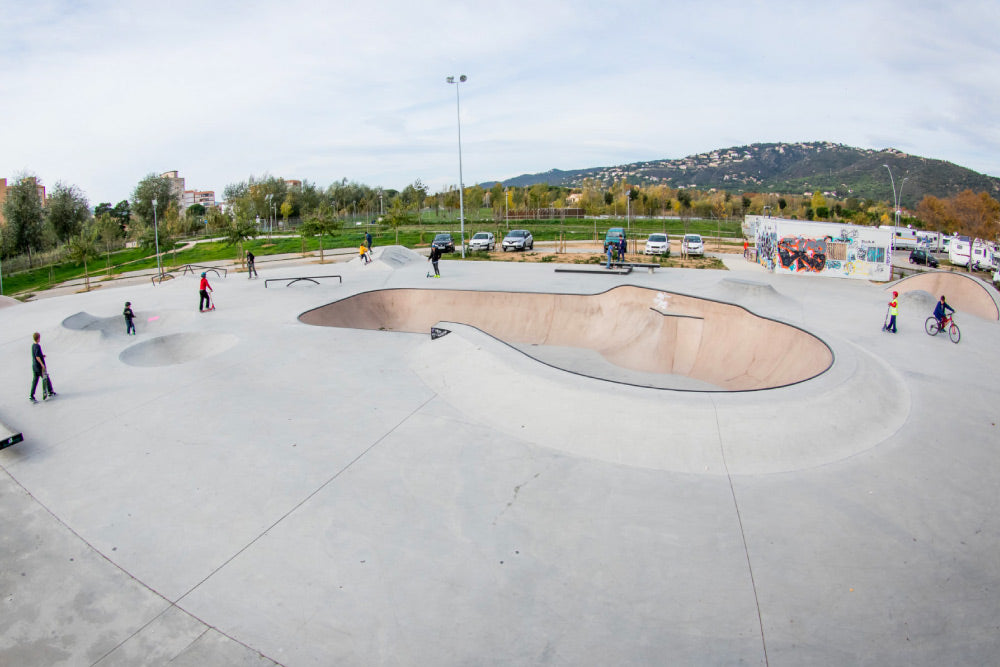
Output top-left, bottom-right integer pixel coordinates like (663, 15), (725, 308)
(264, 275), (343, 288)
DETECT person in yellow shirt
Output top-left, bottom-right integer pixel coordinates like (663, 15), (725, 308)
(359, 244), (371, 264)
(885, 290), (899, 333)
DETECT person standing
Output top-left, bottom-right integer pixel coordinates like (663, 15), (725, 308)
(199, 272), (214, 311)
(246, 250), (258, 279)
(606, 242), (614, 269)
(743, 238), (749, 258)
(619, 236), (627, 262)
(29, 332), (55, 402)
(428, 244), (442, 278)
(886, 291), (898, 334)
(124, 301), (136, 335)
(365, 231), (373, 251)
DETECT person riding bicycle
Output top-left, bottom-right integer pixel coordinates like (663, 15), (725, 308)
(933, 295), (954, 327)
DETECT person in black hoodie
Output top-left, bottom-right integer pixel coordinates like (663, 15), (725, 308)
(124, 301), (136, 335)
(428, 245), (442, 278)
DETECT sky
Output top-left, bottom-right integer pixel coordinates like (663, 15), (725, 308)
(2, 0), (999, 206)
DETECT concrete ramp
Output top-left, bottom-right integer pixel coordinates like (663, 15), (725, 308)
(0, 295), (20, 309)
(300, 285), (833, 391)
(370, 245), (423, 269)
(890, 271), (999, 320)
(119, 332), (239, 367)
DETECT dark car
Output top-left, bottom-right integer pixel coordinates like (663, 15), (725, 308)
(431, 233), (455, 253)
(909, 248), (939, 268)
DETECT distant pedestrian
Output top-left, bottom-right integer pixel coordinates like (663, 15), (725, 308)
(886, 291), (898, 334)
(246, 251), (258, 279)
(743, 239), (749, 258)
(365, 231), (373, 251)
(606, 243), (614, 269)
(124, 301), (136, 335)
(29, 332), (55, 402)
(428, 244), (442, 277)
(199, 272), (214, 311)
(619, 236), (627, 262)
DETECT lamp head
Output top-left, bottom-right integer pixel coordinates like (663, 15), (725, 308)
(151, 198), (157, 207)
(446, 76), (454, 83)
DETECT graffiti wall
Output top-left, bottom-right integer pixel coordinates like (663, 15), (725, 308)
(755, 219), (892, 281)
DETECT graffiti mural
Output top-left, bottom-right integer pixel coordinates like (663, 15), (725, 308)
(778, 236), (826, 272)
(758, 220), (893, 281)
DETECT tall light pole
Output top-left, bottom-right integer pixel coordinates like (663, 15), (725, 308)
(882, 164), (908, 227)
(152, 197), (162, 279)
(447, 74), (467, 257)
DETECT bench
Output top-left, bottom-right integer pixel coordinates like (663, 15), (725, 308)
(1, 417), (23, 451)
(611, 262), (660, 273)
(264, 275), (343, 288)
(554, 266), (632, 275)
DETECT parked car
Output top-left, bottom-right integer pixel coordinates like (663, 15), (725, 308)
(502, 229), (534, 251)
(469, 232), (495, 251)
(604, 227), (626, 252)
(644, 233), (671, 257)
(909, 248), (939, 268)
(682, 234), (704, 256)
(431, 233), (455, 253)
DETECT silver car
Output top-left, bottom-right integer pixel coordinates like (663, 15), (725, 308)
(502, 229), (534, 251)
(682, 234), (704, 256)
(469, 232), (495, 251)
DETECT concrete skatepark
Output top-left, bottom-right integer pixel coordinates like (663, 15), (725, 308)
(1, 247), (999, 665)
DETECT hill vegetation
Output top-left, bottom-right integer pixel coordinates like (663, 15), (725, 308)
(498, 142), (1000, 209)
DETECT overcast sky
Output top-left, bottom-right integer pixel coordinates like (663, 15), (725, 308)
(2, 0), (999, 205)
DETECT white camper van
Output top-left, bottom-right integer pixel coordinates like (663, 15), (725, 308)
(949, 237), (999, 270)
(879, 225), (920, 250)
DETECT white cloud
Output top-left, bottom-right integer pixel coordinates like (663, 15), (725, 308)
(2, 0), (999, 204)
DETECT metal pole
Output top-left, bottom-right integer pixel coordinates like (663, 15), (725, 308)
(883, 164), (899, 227)
(152, 198), (162, 279)
(447, 75), (467, 257)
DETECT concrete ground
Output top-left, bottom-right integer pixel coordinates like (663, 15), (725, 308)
(1, 248), (999, 666)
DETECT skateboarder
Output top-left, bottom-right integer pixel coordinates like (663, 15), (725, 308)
(428, 244), (442, 277)
(246, 250), (258, 279)
(124, 301), (136, 335)
(29, 332), (56, 402)
(885, 291), (898, 333)
(199, 272), (214, 311)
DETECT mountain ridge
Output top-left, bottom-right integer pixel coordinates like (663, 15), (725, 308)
(491, 142), (1000, 208)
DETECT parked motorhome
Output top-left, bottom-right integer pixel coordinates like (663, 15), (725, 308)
(949, 237), (999, 270)
(879, 225), (920, 250)
(915, 231), (946, 252)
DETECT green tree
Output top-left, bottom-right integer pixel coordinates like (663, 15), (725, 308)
(49, 183), (96, 243)
(95, 213), (121, 277)
(113, 200), (131, 232)
(132, 174), (177, 226)
(2, 174), (46, 263)
(300, 203), (338, 262)
(66, 226), (99, 291)
(386, 199), (417, 244)
(223, 218), (258, 268)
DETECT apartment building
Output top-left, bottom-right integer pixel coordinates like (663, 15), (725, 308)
(182, 190), (217, 209)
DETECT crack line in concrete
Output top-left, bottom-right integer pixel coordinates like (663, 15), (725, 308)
(710, 394), (770, 667)
(173, 392), (439, 605)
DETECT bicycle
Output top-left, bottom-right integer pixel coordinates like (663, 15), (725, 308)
(925, 314), (961, 343)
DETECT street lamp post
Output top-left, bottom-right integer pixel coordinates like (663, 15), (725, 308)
(446, 74), (467, 258)
(152, 198), (162, 280)
(882, 164), (908, 227)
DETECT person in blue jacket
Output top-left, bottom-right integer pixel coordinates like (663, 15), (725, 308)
(933, 295), (955, 327)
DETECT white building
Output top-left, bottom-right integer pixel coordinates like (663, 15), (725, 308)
(754, 218), (893, 281)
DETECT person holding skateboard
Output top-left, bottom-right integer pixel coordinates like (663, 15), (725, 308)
(124, 301), (136, 335)
(29, 332), (56, 402)
(199, 272), (214, 311)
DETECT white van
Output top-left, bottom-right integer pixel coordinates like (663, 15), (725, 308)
(879, 225), (920, 250)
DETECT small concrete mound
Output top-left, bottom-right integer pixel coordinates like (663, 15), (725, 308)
(714, 277), (780, 297)
(897, 289), (936, 311)
(119, 332), (238, 367)
(63, 311), (118, 332)
(370, 245), (423, 269)
(0, 295), (20, 309)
